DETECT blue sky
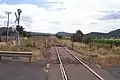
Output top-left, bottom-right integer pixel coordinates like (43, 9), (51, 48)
(0, 0), (120, 33)
(0, 0), (58, 8)
(1, 0), (43, 4)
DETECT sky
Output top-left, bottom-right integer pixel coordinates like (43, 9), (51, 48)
(0, 0), (120, 33)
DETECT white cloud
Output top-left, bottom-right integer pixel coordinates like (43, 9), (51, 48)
(0, 0), (120, 33)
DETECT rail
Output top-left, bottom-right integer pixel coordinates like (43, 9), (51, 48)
(64, 47), (104, 80)
(56, 40), (104, 80)
(55, 46), (68, 80)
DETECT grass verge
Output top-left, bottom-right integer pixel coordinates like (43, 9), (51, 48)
(57, 39), (120, 67)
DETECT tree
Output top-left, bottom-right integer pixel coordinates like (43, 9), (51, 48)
(71, 33), (75, 50)
(82, 36), (91, 44)
(76, 30), (84, 36)
(56, 34), (63, 39)
(75, 30), (84, 42)
(71, 30), (84, 42)
(71, 33), (76, 42)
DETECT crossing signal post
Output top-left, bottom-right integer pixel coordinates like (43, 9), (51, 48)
(16, 25), (24, 51)
(15, 9), (22, 51)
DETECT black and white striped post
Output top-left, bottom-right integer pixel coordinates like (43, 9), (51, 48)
(15, 9), (22, 51)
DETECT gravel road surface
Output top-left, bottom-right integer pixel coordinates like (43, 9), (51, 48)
(48, 64), (62, 80)
(104, 65), (120, 80)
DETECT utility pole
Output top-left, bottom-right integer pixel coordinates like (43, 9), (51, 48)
(5, 12), (12, 42)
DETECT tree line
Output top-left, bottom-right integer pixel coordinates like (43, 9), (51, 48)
(56, 30), (91, 44)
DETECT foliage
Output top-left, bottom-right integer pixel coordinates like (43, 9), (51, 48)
(92, 39), (120, 46)
(44, 34), (51, 37)
(71, 30), (84, 42)
(71, 33), (75, 42)
(82, 36), (92, 44)
(56, 34), (63, 39)
(22, 31), (32, 37)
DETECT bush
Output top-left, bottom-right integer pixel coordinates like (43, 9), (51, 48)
(56, 34), (63, 39)
(83, 36), (92, 44)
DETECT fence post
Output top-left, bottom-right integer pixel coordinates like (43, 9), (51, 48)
(72, 41), (74, 50)
(33, 41), (35, 47)
(115, 41), (117, 47)
(110, 42), (112, 48)
(97, 45), (99, 49)
(89, 43), (92, 49)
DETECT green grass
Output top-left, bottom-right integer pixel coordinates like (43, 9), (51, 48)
(93, 39), (120, 45)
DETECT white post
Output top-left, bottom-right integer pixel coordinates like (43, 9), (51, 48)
(5, 12), (12, 42)
(16, 30), (20, 51)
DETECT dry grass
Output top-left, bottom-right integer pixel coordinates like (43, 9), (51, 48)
(97, 55), (120, 67)
(0, 37), (46, 61)
(20, 37), (46, 61)
(58, 39), (120, 67)
(0, 41), (16, 51)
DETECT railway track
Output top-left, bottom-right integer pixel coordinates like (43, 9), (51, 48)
(55, 42), (105, 80)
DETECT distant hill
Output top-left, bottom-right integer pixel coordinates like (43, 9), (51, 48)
(0, 27), (6, 35)
(1, 27), (119, 38)
(29, 32), (73, 37)
(20, 29), (120, 38)
(0, 27), (14, 36)
(85, 32), (107, 38)
(86, 29), (120, 38)
(108, 29), (120, 37)
(30, 32), (54, 36)
(56, 32), (73, 37)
